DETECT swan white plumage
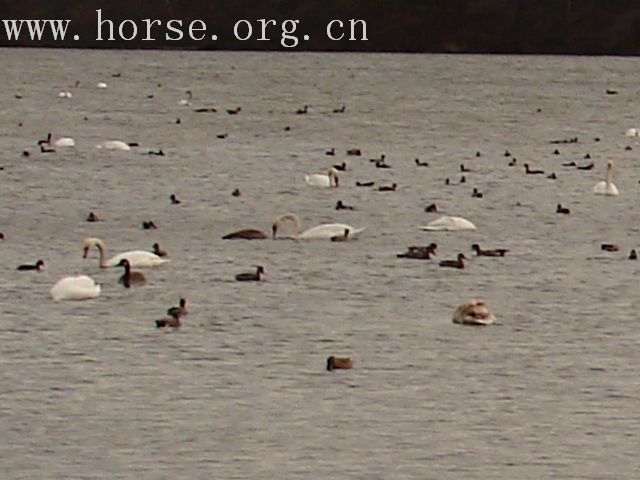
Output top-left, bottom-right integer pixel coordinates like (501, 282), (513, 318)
(593, 160), (619, 196)
(39, 133), (75, 148)
(53, 137), (75, 147)
(58, 91), (73, 99)
(452, 300), (495, 325)
(625, 128), (639, 137)
(178, 90), (193, 106)
(83, 237), (169, 268)
(304, 168), (340, 187)
(50, 275), (101, 301)
(96, 81), (108, 89)
(421, 215), (477, 231)
(272, 213), (365, 240)
(97, 140), (131, 151)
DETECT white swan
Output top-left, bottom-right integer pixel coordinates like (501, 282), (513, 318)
(96, 81), (108, 89)
(625, 128), (639, 137)
(593, 160), (619, 196)
(272, 213), (364, 240)
(421, 216), (477, 231)
(452, 300), (495, 325)
(96, 140), (131, 151)
(58, 91), (73, 99)
(39, 133), (75, 148)
(50, 275), (101, 301)
(305, 168), (339, 187)
(83, 237), (169, 268)
(178, 90), (193, 106)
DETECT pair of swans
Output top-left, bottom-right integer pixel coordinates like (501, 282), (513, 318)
(222, 213), (365, 240)
(593, 160), (619, 196)
(305, 168), (339, 187)
(83, 237), (169, 267)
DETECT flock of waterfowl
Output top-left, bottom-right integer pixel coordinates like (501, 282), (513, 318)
(5, 73), (639, 375)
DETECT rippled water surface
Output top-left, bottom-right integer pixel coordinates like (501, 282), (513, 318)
(1, 49), (639, 479)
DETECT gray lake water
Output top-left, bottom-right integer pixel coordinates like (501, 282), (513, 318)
(1, 48), (639, 479)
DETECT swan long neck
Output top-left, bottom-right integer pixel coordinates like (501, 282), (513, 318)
(273, 213), (301, 238)
(87, 238), (108, 268)
(606, 163), (613, 186)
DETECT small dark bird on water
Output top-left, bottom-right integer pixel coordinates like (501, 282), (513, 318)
(335, 200), (355, 210)
(86, 212), (100, 222)
(170, 194), (181, 205)
(167, 298), (188, 317)
(424, 203), (438, 213)
(471, 188), (483, 198)
(378, 183), (397, 192)
(556, 204), (570, 215)
(326, 356), (353, 371)
(142, 221), (157, 230)
(232, 188), (241, 197)
(235, 266), (265, 282)
(471, 244), (508, 257)
(333, 162), (347, 171)
(439, 253), (466, 269)
(397, 243), (437, 260)
(17, 260), (45, 271)
(415, 158), (429, 167)
(629, 249), (637, 260)
(152, 242), (168, 257)
(117, 259), (146, 288)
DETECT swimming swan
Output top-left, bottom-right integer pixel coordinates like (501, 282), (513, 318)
(50, 275), (101, 301)
(271, 213), (365, 240)
(97, 140), (131, 151)
(178, 90), (192, 106)
(625, 128), (639, 137)
(452, 300), (495, 325)
(305, 168), (340, 187)
(39, 133), (75, 148)
(593, 160), (619, 196)
(421, 216), (476, 231)
(83, 237), (168, 268)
